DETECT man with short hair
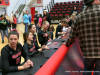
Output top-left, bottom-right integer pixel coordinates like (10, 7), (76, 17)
(34, 11), (39, 32)
(65, 0), (100, 75)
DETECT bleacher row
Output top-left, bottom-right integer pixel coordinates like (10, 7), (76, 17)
(49, 1), (84, 21)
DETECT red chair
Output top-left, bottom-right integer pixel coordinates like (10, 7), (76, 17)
(54, 14), (58, 20)
(79, 5), (83, 7)
(49, 12), (52, 14)
(65, 6), (68, 8)
(59, 9), (62, 11)
(77, 7), (82, 10)
(63, 8), (67, 11)
(54, 5), (57, 7)
(52, 7), (55, 9)
(55, 9), (58, 11)
(68, 1), (71, 4)
(76, 1), (79, 3)
(64, 2), (67, 5)
(50, 14), (54, 20)
(75, 3), (79, 5)
(57, 11), (61, 14)
(69, 6), (73, 8)
(68, 8), (72, 11)
(61, 6), (64, 8)
(56, 7), (60, 9)
(62, 11), (65, 14)
(59, 14), (63, 20)
(65, 14), (69, 17)
(53, 11), (56, 14)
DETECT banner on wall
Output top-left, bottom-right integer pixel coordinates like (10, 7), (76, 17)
(37, 0), (41, 4)
(0, 0), (10, 5)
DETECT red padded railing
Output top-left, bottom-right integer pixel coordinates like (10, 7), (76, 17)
(34, 44), (69, 75)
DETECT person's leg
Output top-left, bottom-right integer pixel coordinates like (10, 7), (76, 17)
(83, 58), (95, 75)
(94, 58), (100, 75)
(24, 23), (28, 32)
(8, 26), (11, 31)
(1, 30), (4, 43)
(5, 30), (8, 38)
(17, 18), (19, 24)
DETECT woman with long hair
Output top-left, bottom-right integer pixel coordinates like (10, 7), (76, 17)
(23, 31), (47, 57)
(38, 21), (51, 46)
(1, 31), (33, 75)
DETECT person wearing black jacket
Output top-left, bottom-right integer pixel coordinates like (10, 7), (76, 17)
(38, 21), (51, 46)
(1, 31), (33, 75)
(23, 31), (47, 57)
(43, 10), (51, 31)
(0, 15), (8, 43)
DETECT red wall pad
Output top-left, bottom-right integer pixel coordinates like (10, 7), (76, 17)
(34, 45), (69, 75)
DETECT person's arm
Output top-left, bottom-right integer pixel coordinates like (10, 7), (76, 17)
(34, 15), (37, 20)
(38, 30), (46, 44)
(65, 18), (78, 47)
(19, 43), (30, 61)
(23, 43), (39, 57)
(1, 49), (18, 73)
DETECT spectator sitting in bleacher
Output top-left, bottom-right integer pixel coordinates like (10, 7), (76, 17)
(71, 6), (78, 15)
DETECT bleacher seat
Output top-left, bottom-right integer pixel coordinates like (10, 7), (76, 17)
(49, 1), (84, 21)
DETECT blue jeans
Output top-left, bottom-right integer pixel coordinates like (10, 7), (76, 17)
(1, 30), (8, 41)
(24, 23), (28, 32)
(17, 18), (19, 24)
(7, 26), (11, 31)
(83, 58), (100, 75)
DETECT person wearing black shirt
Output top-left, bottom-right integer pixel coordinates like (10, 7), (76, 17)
(0, 15), (8, 43)
(55, 19), (67, 38)
(23, 31), (47, 57)
(43, 10), (51, 31)
(38, 21), (51, 46)
(34, 11), (39, 32)
(28, 24), (38, 45)
(71, 6), (79, 15)
(1, 31), (33, 75)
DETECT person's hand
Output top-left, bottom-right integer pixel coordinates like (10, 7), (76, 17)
(63, 41), (66, 45)
(3, 23), (6, 25)
(62, 32), (66, 34)
(26, 59), (33, 67)
(41, 45), (46, 49)
(38, 48), (43, 52)
(45, 46), (50, 49)
(48, 39), (52, 42)
(44, 33), (48, 37)
(22, 61), (31, 69)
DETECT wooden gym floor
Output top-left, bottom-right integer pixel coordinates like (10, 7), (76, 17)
(0, 23), (58, 63)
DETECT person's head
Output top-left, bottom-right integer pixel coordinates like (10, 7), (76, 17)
(26, 10), (28, 14)
(84, 0), (100, 6)
(23, 31), (33, 43)
(61, 19), (68, 27)
(23, 11), (26, 16)
(15, 11), (17, 13)
(73, 6), (77, 10)
(43, 10), (47, 15)
(13, 14), (16, 18)
(67, 17), (71, 22)
(42, 21), (49, 31)
(8, 31), (19, 47)
(39, 14), (42, 18)
(71, 14), (76, 20)
(28, 24), (36, 34)
(1, 15), (4, 20)
(35, 11), (38, 14)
